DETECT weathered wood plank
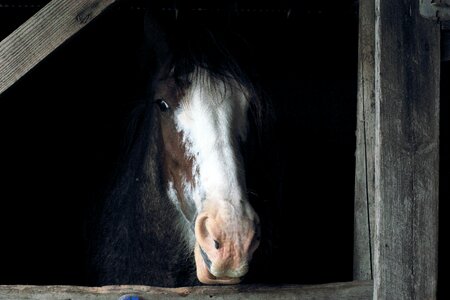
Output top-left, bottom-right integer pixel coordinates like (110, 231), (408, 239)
(373, 0), (440, 299)
(0, 281), (373, 300)
(0, 0), (117, 95)
(354, 0), (376, 281)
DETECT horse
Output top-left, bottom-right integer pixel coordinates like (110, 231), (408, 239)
(89, 18), (264, 287)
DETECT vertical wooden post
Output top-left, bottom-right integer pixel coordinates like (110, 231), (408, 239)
(372, 0), (440, 299)
(355, 0), (440, 298)
(354, 0), (376, 281)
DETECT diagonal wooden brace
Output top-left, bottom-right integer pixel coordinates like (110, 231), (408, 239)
(0, 0), (117, 96)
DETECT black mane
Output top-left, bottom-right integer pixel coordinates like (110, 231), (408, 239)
(161, 25), (266, 132)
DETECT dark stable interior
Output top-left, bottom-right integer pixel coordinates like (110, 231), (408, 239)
(0, 0), (446, 293)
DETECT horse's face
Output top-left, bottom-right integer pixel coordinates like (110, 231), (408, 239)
(153, 69), (260, 284)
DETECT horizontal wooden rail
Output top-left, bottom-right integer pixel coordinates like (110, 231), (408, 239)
(0, 0), (117, 96)
(0, 281), (373, 300)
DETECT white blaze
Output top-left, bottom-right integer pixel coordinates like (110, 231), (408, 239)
(174, 74), (249, 213)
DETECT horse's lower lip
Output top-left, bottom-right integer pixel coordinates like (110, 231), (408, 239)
(194, 244), (241, 285)
(202, 261), (243, 284)
(202, 266), (241, 284)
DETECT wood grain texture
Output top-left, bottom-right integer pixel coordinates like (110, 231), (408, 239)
(354, 0), (376, 282)
(0, 0), (117, 95)
(0, 281), (373, 300)
(373, 0), (440, 299)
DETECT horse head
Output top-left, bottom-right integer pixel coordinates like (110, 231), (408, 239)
(147, 20), (261, 284)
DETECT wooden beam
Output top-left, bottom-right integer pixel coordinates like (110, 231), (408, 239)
(354, 0), (376, 281)
(0, 0), (117, 96)
(372, 0), (440, 299)
(0, 281), (373, 300)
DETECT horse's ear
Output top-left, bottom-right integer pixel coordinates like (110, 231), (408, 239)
(143, 11), (170, 74)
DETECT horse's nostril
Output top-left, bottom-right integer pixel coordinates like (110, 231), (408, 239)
(214, 240), (220, 249)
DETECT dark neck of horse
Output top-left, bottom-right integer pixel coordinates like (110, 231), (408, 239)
(91, 102), (196, 286)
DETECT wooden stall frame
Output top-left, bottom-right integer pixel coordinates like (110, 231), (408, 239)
(0, 0), (117, 95)
(0, 282), (373, 300)
(354, 0), (440, 299)
(0, 0), (442, 298)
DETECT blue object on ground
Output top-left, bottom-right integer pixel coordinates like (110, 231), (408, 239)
(118, 295), (140, 300)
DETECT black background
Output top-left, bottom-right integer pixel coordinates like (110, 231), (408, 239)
(0, 0), (447, 297)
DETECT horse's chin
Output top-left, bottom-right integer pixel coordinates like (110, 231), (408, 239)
(194, 244), (241, 285)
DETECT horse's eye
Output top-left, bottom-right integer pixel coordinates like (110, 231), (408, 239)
(155, 98), (170, 112)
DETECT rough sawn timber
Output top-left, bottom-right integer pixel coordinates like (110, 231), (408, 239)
(0, 281), (373, 300)
(0, 0), (117, 95)
(353, 0), (376, 282)
(372, 0), (440, 299)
